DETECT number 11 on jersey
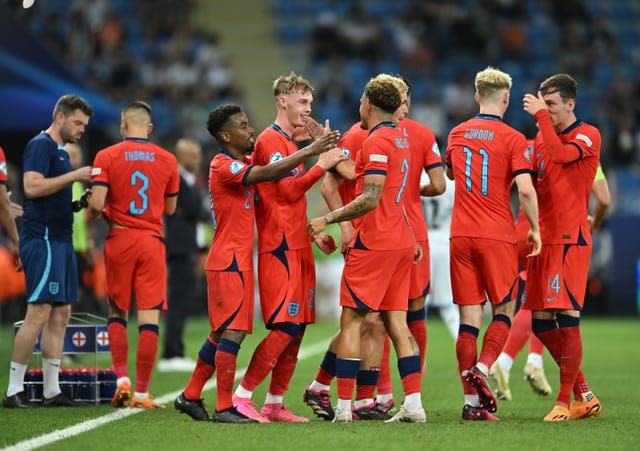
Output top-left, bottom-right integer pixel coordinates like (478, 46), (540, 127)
(462, 146), (489, 196)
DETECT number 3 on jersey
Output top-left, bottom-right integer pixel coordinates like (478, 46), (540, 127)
(129, 170), (149, 214)
(462, 146), (489, 196)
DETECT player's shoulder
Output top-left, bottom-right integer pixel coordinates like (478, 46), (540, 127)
(25, 132), (56, 153)
(151, 143), (177, 163)
(0, 145), (5, 161)
(402, 117), (433, 135)
(573, 121), (601, 142)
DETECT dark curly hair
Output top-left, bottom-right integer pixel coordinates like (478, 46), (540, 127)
(364, 78), (401, 114)
(206, 104), (242, 141)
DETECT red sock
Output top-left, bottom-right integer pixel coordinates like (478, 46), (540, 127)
(398, 356), (422, 395)
(136, 324), (159, 393)
(336, 358), (360, 401)
(503, 309), (531, 358)
(107, 318), (128, 379)
(456, 325), (479, 391)
(533, 317), (585, 407)
(478, 315), (511, 369)
(557, 316), (582, 408)
(184, 337), (217, 400)
(240, 329), (292, 392)
(529, 334), (544, 355)
(355, 369), (379, 401)
(573, 372), (591, 399)
(376, 336), (392, 395)
(215, 339), (240, 411)
(407, 308), (427, 372)
(268, 334), (302, 397)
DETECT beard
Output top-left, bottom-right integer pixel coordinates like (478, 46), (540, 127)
(60, 125), (78, 145)
(243, 143), (255, 155)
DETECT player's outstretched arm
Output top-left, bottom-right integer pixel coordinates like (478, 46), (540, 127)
(514, 172), (541, 257)
(245, 131), (341, 186)
(308, 174), (384, 236)
(589, 173), (611, 232)
(23, 166), (92, 199)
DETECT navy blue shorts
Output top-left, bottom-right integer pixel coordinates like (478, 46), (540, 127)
(20, 236), (78, 304)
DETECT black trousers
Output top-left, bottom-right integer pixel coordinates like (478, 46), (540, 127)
(162, 252), (197, 358)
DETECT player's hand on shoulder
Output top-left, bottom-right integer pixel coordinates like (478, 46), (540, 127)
(314, 232), (337, 255)
(526, 229), (542, 258)
(75, 166), (93, 183)
(523, 92), (547, 116)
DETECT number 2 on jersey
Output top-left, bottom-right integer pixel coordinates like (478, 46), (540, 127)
(462, 146), (489, 196)
(129, 170), (149, 214)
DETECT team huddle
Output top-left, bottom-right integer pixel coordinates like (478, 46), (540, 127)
(3, 67), (602, 425)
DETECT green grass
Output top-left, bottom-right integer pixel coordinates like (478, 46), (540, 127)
(1, 317), (639, 450)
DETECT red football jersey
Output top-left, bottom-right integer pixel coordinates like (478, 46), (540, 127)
(336, 121), (367, 205)
(251, 124), (324, 253)
(0, 146), (7, 185)
(398, 117), (442, 242)
(446, 114), (530, 243)
(92, 138), (179, 236)
(205, 152), (255, 271)
(531, 119), (600, 245)
(351, 122), (413, 251)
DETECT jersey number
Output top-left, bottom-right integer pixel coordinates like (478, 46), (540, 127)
(463, 146), (489, 196)
(396, 157), (409, 203)
(129, 170), (149, 215)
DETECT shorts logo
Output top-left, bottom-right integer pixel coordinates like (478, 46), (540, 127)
(269, 152), (283, 164)
(229, 161), (245, 174)
(287, 302), (300, 317)
(432, 142), (441, 156)
(48, 282), (60, 295)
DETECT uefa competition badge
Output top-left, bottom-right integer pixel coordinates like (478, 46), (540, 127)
(229, 161), (245, 175)
(269, 152), (283, 164)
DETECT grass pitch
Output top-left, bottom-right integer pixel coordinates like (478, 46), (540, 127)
(1, 316), (638, 450)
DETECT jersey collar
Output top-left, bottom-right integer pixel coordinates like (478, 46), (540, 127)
(220, 149), (245, 161)
(124, 137), (151, 143)
(368, 121), (395, 135)
(270, 123), (293, 141)
(475, 113), (503, 121)
(559, 119), (582, 135)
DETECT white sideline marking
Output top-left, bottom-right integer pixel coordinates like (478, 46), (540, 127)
(3, 338), (331, 451)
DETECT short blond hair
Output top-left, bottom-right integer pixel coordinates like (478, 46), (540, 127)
(371, 74), (408, 95)
(273, 71), (313, 97)
(475, 67), (512, 101)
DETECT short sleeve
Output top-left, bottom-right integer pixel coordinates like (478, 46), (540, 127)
(569, 128), (601, 161)
(91, 150), (110, 187)
(361, 139), (389, 176)
(218, 158), (254, 186)
(23, 139), (52, 176)
(423, 129), (443, 171)
(509, 132), (532, 176)
(166, 158), (180, 196)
